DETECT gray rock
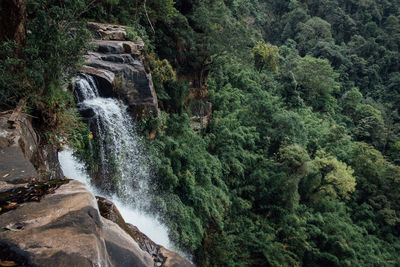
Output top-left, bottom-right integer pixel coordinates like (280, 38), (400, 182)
(0, 146), (38, 184)
(87, 22), (127, 41)
(97, 197), (195, 267)
(80, 23), (159, 119)
(0, 180), (154, 267)
(80, 66), (115, 98)
(0, 112), (62, 183)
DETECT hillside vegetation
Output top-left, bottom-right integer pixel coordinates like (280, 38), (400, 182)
(1, 0), (400, 266)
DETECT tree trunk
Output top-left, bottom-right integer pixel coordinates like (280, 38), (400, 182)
(0, 0), (26, 47)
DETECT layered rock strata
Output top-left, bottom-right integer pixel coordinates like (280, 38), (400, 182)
(80, 22), (159, 119)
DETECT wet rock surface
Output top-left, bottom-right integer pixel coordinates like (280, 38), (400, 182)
(0, 146), (37, 184)
(80, 22), (159, 119)
(97, 197), (194, 267)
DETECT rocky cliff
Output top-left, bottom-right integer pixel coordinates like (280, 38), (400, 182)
(79, 22), (159, 119)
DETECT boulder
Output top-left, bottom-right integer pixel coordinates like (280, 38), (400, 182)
(97, 197), (194, 267)
(0, 180), (154, 267)
(91, 40), (143, 56)
(0, 145), (37, 184)
(0, 111), (38, 162)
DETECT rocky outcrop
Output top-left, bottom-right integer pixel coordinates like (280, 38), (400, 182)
(0, 108), (193, 267)
(87, 23), (126, 41)
(0, 110), (152, 266)
(97, 197), (194, 267)
(0, 110), (62, 182)
(79, 22), (159, 119)
(0, 180), (154, 267)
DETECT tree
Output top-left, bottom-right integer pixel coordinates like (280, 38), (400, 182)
(295, 17), (333, 55)
(292, 55), (340, 112)
(342, 87), (363, 115)
(300, 152), (356, 201)
(278, 144), (311, 210)
(349, 142), (400, 231)
(353, 104), (386, 149)
(0, 0), (26, 48)
(252, 41), (279, 72)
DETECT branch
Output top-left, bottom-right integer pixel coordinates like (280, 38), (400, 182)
(143, 0), (155, 35)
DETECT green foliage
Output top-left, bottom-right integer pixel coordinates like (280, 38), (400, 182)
(279, 144), (310, 172)
(292, 55), (340, 112)
(296, 17), (333, 55)
(147, 0), (400, 265)
(150, 114), (229, 250)
(0, 0), (91, 149)
(302, 152), (356, 201)
(349, 142), (400, 231)
(147, 53), (176, 106)
(0, 41), (26, 109)
(10, 0), (400, 265)
(125, 27), (140, 41)
(23, 0), (90, 133)
(252, 41), (279, 72)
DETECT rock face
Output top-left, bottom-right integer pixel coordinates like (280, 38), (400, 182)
(80, 22), (159, 119)
(0, 180), (154, 267)
(0, 111), (62, 182)
(97, 197), (195, 267)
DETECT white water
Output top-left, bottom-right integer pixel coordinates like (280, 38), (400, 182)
(58, 149), (172, 248)
(75, 75), (150, 202)
(61, 75), (175, 248)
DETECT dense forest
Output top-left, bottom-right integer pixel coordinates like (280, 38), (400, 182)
(1, 0), (400, 266)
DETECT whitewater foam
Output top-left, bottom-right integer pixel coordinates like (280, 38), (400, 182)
(59, 149), (172, 249)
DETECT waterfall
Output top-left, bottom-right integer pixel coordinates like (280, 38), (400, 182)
(74, 75), (149, 205)
(59, 74), (172, 248)
(58, 149), (172, 249)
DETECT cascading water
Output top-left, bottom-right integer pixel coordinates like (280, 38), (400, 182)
(58, 74), (173, 249)
(74, 75), (150, 204)
(58, 149), (172, 248)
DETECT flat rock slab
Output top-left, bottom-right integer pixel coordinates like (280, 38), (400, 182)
(87, 22), (127, 41)
(91, 40), (144, 55)
(0, 146), (37, 184)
